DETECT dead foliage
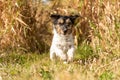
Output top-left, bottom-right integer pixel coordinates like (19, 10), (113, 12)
(0, 0), (120, 54)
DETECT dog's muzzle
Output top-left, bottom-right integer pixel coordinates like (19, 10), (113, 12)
(63, 30), (67, 35)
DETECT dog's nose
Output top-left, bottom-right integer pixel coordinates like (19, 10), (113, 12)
(63, 30), (67, 35)
(64, 30), (67, 33)
(62, 27), (67, 35)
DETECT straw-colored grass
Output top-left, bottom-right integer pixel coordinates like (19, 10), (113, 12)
(0, 52), (120, 80)
(0, 0), (120, 80)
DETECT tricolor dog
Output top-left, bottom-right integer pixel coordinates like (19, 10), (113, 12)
(50, 14), (78, 63)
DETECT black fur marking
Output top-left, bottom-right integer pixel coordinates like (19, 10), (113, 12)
(51, 14), (79, 35)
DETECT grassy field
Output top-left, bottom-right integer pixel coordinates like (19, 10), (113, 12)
(0, 0), (120, 80)
(0, 50), (120, 80)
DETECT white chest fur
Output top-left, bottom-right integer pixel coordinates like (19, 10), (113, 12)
(52, 29), (74, 50)
(50, 29), (75, 62)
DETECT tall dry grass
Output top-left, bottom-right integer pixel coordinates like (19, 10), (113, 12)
(0, 0), (120, 56)
(0, 0), (52, 53)
(0, 0), (120, 79)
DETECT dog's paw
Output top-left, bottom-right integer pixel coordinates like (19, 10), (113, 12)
(63, 61), (68, 64)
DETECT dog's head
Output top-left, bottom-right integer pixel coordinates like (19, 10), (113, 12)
(50, 14), (79, 35)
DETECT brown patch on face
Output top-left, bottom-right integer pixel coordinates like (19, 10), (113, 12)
(55, 25), (64, 34)
(55, 24), (74, 35)
(53, 17), (75, 35)
(58, 18), (64, 24)
(66, 26), (74, 35)
(72, 27), (76, 36)
(66, 19), (72, 29)
(66, 19), (71, 23)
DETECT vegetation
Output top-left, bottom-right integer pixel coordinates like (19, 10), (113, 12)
(0, 0), (120, 80)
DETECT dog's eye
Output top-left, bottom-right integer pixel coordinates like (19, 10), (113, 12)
(67, 23), (72, 26)
(58, 23), (63, 25)
(66, 24), (70, 26)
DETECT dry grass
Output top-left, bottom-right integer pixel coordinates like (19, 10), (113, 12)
(0, 53), (120, 80)
(0, 0), (52, 53)
(0, 0), (120, 80)
(0, 0), (119, 54)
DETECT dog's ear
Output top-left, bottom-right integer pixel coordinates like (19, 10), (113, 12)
(70, 15), (79, 24)
(50, 14), (61, 24)
(50, 14), (60, 19)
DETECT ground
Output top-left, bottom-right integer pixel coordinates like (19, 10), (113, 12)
(0, 51), (120, 80)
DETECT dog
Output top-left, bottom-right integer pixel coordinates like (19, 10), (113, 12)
(50, 14), (79, 63)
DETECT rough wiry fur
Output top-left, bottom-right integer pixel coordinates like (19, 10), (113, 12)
(50, 14), (78, 63)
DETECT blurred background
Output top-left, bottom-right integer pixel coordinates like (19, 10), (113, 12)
(0, 0), (120, 55)
(0, 1), (120, 80)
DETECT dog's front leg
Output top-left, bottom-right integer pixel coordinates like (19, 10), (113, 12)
(67, 46), (75, 62)
(55, 48), (67, 62)
(50, 46), (56, 61)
